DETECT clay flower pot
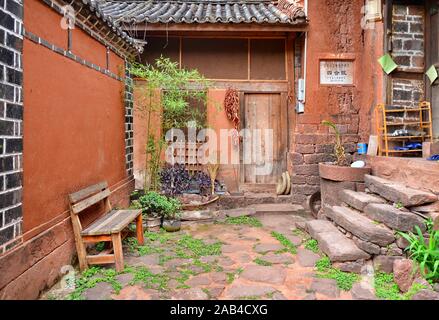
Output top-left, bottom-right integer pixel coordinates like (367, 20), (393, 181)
(162, 219), (181, 232)
(143, 215), (161, 232)
(319, 162), (371, 182)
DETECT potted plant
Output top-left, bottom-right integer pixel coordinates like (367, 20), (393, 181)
(134, 192), (165, 232)
(161, 197), (182, 232)
(318, 120), (371, 212)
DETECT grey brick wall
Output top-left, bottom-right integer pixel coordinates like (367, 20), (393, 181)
(0, 0), (23, 254)
(390, 4), (425, 108)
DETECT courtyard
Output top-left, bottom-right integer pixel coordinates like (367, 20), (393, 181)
(42, 213), (363, 301)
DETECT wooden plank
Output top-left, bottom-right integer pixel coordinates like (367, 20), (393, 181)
(81, 209), (141, 236)
(87, 254), (115, 265)
(69, 181), (108, 204)
(71, 189), (111, 214)
(82, 235), (112, 243)
(112, 233), (124, 272)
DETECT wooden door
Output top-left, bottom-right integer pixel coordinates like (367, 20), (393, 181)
(242, 93), (288, 184)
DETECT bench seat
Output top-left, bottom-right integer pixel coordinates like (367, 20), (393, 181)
(81, 209), (142, 236)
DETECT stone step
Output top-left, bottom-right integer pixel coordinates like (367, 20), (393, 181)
(365, 175), (438, 207)
(326, 206), (395, 246)
(305, 220), (370, 262)
(340, 189), (386, 211)
(215, 193), (292, 210)
(250, 203), (306, 216)
(363, 203), (426, 232)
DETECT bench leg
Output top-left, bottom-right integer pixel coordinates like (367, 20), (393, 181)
(111, 233), (124, 272)
(136, 214), (144, 245)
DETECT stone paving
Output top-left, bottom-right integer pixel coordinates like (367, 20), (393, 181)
(42, 214), (364, 300)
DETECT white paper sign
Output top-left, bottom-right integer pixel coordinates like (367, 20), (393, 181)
(320, 60), (354, 85)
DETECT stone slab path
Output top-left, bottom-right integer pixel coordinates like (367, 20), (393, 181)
(42, 213), (367, 301)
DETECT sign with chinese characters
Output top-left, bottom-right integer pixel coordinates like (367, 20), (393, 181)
(320, 60), (354, 85)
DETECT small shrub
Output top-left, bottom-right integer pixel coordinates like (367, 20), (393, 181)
(398, 222), (439, 282)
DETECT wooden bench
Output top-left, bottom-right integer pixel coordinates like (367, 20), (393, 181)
(68, 181), (144, 272)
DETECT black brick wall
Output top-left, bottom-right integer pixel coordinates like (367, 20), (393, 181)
(125, 63), (134, 177)
(0, 0), (23, 254)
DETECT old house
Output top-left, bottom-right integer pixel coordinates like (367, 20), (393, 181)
(99, 0), (380, 204)
(0, 0), (141, 299)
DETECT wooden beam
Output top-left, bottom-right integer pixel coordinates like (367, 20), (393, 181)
(123, 23), (308, 34)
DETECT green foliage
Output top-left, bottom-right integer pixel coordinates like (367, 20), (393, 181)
(130, 266), (169, 290)
(226, 268), (244, 284)
(176, 234), (222, 258)
(304, 239), (320, 253)
(124, 237), (164, 256)
(136, 192), (181, 219)
(373, 272), (427, 300)
(314, 257), (360, 291)
(130, 57), (210, 133)
(374, 272), (401, 300)
(95, 242), (105, 252)
(398, 222), (439, 281)
(67, 267), (123, 300)
(321, 120), (348, 166)
(271, 231), (297, 254)
(254, 258), (272, 266)
(394, 202), (404, 210)
(224, 216), (263, 228)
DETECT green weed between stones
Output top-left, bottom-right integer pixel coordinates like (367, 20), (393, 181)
(271, 231), (297, 254)
(226, 268), (244, 284)
(176, 235), (222, 258)
(374, 272), (427, 300)
(224, 216), (263, 227)
(304, 239), (319, 253)
(128, 266), (170, 291)
(67, 267), (123, 300)
(315, 257), (360, 291)
(254, 258), (272, 266)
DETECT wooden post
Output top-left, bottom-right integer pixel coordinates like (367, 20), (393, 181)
(136, 214), (144, 245)
(112, 233), (124, 272)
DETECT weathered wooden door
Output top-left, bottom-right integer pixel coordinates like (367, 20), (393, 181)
(242, 93), (288, 185)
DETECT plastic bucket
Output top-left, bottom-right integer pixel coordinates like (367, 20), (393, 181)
(357, 143), (368, 155)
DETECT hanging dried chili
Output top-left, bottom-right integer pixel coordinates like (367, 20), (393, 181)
(224, 88), (241, 145)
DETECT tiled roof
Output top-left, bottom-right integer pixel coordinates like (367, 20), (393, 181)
(80, 0), (143, 51)
(98, 0), (307, 25)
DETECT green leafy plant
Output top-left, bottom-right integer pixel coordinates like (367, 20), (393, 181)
(374, 272), (427, 300)
(398, 222), (439, 281)
(130, 57), (210, 191)
(271, 231), (297, 254)
(321, 120), (348, 166)
(315, 256), (360, 291)
(136, 191), (181, 220)
(224, 216), (263, 228)
(304, 239), (319, 253)
(394, 202), (404, 210)
(254, 258), (272, 266)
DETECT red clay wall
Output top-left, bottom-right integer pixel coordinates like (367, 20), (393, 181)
(289, 0), (385, 205)
(0, 1), (132, 299)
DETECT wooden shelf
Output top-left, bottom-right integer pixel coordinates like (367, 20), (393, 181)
(375, 102), (433, 158)
(385, 122), (431, 126)
(387, 149), (423, 153)
(384, 108), (430, 113)
(386, 135), (429, 140)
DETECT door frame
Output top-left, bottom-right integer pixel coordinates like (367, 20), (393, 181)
(238, 91), (289, 188)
